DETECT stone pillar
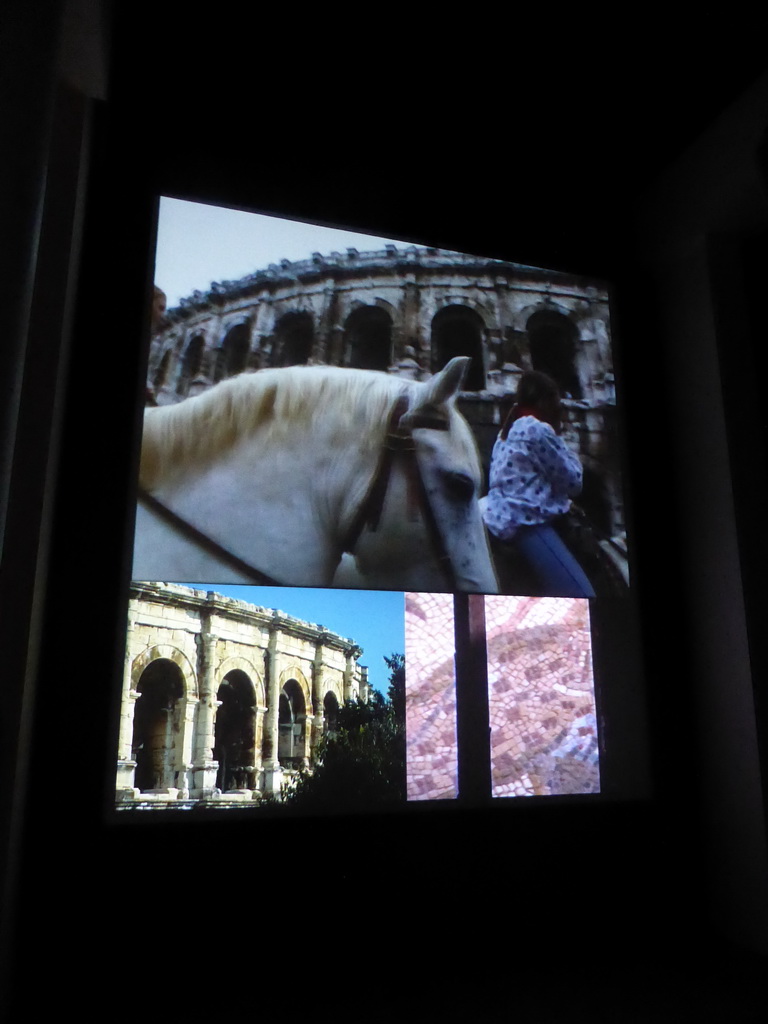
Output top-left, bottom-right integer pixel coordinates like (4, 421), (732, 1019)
(191, 630), (219, 796)
(261, 622), (283, 795)
(318, 283), (342, 364)
(115, 602), (139, 796)
(344, 647), (362, 702)
(159, 709), (176, 789)
(307, 712), (322, 763)
(251, 704), (267, 792)
(176, 695), (199, 797)
(298, 713), (311, 768)
(486, 327), (503, 372)
(310, 643), (326, 759)
(255, 298), (276, 366)
(401, 279), (423, 366)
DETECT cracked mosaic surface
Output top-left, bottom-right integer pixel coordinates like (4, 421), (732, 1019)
(404, 593), (458, 801)
(486, 596), (599, 797)
(404, 595), (599, 801)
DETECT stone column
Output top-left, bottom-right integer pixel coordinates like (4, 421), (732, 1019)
(261, 621), (283, 795)
(310, 643), (326, 759)
(401, 278), (423, 366)
(176, 694), (199, 797)
(115, 602), (140, 797)
(159, 709), (176, 790)
(251, 704), (267, 793)
(191, 630), (219, 797)
(298, 712), (311, 769)
(256, 297), (277, 366)
(344, 647), (362, 702)
(318, 283), (342, 364)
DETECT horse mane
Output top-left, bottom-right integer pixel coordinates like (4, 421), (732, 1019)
(139, 366), (415, 489)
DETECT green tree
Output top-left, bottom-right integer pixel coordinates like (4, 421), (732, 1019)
(284, 653), (405, 812)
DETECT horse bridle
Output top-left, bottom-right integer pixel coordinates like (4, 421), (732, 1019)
(137, 394), (458, 589)
(339, 395), (456, 586)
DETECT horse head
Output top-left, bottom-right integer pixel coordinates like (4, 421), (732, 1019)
(346, 357), (499, 594)
(134, 358), (498, 593)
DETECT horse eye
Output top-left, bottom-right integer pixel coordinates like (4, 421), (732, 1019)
(442, 470), (475, 501)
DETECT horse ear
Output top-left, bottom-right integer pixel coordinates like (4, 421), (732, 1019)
(401, 356), (470, 425)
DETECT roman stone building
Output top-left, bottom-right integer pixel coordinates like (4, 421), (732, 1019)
(116, 583), (368, 807)
(147, 245), (625, 568)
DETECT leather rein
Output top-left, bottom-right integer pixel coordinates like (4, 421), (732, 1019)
(137, 395), (457, 589)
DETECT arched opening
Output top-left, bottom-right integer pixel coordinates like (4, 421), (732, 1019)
(215, 322), (251, 382)
(273, 312), (314, 366)
(131, 659), (184, 792)
(526, 310), (582, 399)
(431, 305), (485, 390)
(278, 679), (307, 767)
(213, 670), (256, 791)
(153, 349), (172, 390)
(323, 691), (340, 739)
(178, 334), (206, 395)
(344, 306), (393, 370)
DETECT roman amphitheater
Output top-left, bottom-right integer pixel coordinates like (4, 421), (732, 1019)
(116, 583), (368, 807)
(147, 244), (626, 556)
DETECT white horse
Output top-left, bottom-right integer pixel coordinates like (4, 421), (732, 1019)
(132, 357), (498, 593)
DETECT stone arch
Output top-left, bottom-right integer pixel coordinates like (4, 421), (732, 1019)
(214, 320), (251, 382)
(511, 300), (571, 333)
(323, 671), (344, 705)
(278, 664), (311, 708)
(178, 333), (206, 396)
(273, 311), (314, 366)
(131, 657), (185, 792)
(278, 678), (308, 766)
(213, 669), (258, 791)
(525, 307), (582, 399)
(131, 644), (197, 699)
(372, 296), (398, 319)
(152, 347), (174, 390)
(323, 690), (340, 738)
(435, 295), (494, 328)
(430, 304), (486, 390)
(343, 305), (393, 370)
(216, 655), (265, 706)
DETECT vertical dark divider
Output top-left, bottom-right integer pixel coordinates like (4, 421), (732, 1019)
(454, 593), (491, 802)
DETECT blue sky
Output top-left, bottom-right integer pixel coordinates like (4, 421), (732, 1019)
(179, 584), (405, 696)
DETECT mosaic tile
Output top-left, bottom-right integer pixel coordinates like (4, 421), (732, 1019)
(405, 595), (600, 801)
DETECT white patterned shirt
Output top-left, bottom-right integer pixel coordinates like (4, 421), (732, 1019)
(480, 415), (583, 541)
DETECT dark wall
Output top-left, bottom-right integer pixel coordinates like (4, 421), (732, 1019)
(3, 6), (768, 1016)
(637, 75), (768, 953)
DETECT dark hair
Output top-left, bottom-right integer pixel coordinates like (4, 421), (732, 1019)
(500, 370), (561, 439)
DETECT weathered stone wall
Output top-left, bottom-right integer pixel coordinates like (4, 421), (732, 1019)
(150, 246), (613, 399)
(147, 245), (624, 548)
(117, 583), (367, 806)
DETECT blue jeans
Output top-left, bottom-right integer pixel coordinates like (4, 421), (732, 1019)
(515, 523), (595, 598)
(491, 523), (595, 598)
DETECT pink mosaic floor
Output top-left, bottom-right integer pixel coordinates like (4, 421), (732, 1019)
(404, 593), (458, 800)
(405, 595), (599, 801)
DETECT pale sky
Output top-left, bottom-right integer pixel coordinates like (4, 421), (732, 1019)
(154, 196), (430, 309)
